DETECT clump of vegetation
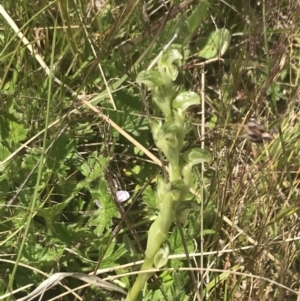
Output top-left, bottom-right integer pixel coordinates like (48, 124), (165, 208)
(125, 48), (211, 300)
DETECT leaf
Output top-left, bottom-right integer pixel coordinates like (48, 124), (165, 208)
(98, 238), (128, 268)
(120, 113), (149, 136)
(0, 144), (11, 172)
(203, 229), (216, 235)
(169, 227), (194, 254)
(115, 89), (143, 112)
(198, 28), (231, 59)
(202, 265), (241, 296)
(36, 195), (73, 218)
(183, 0), (209, 44)
(142, 185), (158, 209)
(9, 121), (28, 143)
(89, 186), (120, 236)
(0, 110), (20, 141)
(46, 134), (70, 170)
(16, 272), (126, 301)
(131, 164), (141, 174)
(78, 152), (107, 178)
(123, 234), (139, 261)
(22, 241), (65, 263)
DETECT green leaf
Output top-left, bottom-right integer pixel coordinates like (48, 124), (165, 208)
(169, 227), (194, 254)
(23, 240), (65, 263)
(9, 121), (28, 143)
(142, 185), (158, 209)
(198, 28), (231, 59)
(172, 91), (200, 112)
(0, 144), (11, 172)
(101, 240), (128, 268)
(131, 164), (141, 175)
(46, 134), (69, 170)
(36, 196), (73, 218)
(0, 111), (17, 141)
(123, 234), (139, 262)
(183, 0), (209, 44)
(78, 152), (107, 178)
(115, 89), (143, 112)
(89, 185), (120, 236)
(203, 265), (241, 296)
(120, 113), (149, 136)
(203, 229), (216, 235)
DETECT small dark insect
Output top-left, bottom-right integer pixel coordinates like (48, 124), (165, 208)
(244, 121), (274, 143)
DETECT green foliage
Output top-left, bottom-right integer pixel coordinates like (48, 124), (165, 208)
(198, 28), (231, 59)
(182, 0), (209, 44)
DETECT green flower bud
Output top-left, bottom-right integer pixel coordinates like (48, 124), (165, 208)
(137, 70), (167, 88)
(154, 243), (170, 268)
(156, 122), (180, 167)
(151, 120), (162, 143)
(181, 147), (212, 166)
(158, 49), (183, 81)
(172, 91), (200, 112)
(157, 175), (168, 201)
(176, 201), (197, 224)
(152, 84), (174, 119)
(182, 164), (192, 187)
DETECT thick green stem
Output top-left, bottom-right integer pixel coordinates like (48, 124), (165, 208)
(124, 258), (154, 301)
(125, 200), (175, 301)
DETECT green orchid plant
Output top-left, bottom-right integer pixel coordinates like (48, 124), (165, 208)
(125, 48), (211, 301)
